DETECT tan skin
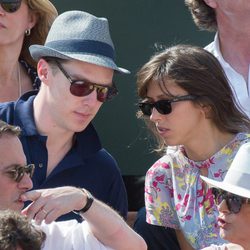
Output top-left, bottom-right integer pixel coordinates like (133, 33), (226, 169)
(34, 59), (114, 177)
(147, 79), (235, 249)
(217, 199), (250, 250)
(0, 1), (36, 102)
(204, 0), (250, 84)
(0, 134), (33, 211)
(0, 134), (146, 250)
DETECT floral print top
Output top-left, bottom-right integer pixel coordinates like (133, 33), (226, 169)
(145, 133), (250, 249)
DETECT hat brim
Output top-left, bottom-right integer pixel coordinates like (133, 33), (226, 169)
(201, 175), (250, 199)
(29, 45), (130, 74)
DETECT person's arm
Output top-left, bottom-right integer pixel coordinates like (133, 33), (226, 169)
(175, 229), (194, 250)
(21, 186), (147, 250)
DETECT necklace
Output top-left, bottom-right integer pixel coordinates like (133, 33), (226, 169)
(17, 63), (22, 97)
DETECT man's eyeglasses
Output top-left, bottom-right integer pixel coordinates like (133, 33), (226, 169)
(138, 95), (197, 116)
(5, 164), (35, 182)
(212, 187), (250, 214)
(54, 61), (118, 102)
(0, 0), (21, 13)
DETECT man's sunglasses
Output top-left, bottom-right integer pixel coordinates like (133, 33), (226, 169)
(5, 164), (35, 182)
(0, 0), (22, 13)
(138, 95), (197, 116)
(212, 187), (250, 214)
(54, 61), (118, 103)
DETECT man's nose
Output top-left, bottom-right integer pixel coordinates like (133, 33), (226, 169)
(18, 173), (33, 191)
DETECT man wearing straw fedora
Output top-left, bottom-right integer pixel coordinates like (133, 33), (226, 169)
(201, 142), (250, 250)
(0, 10), (129, 222)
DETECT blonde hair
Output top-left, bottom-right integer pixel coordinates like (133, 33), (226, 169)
(20, 0), (58, 68)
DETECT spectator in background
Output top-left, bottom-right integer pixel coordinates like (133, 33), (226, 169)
(0, 0), (57, 102)
(201, 142), (250, 250)
(0, 209), (46, 250)
(0, 120), (147, 250)
(0, 10), (129, 222)
(136, 44), (250, 249)
(185, 0), (250, 117)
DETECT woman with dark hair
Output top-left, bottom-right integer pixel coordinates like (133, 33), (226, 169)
(136, 44), (250, 249)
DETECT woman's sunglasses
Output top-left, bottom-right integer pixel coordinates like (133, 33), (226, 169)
(55, 61), (118, 103)
(212, 187), (250, 214)
(5, 164), (35, 182)
(0, 0), (22, 13)
(138, 95), (197, 116)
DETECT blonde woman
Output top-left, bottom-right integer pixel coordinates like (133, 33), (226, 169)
(0, 0), (57, 102)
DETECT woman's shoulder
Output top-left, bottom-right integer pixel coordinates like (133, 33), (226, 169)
(20, 60), (41, 89)
(202, 243), (244, 250)
(146, 147), (184, 174)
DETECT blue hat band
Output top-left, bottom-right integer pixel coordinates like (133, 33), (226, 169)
(46, 39), (115, 60)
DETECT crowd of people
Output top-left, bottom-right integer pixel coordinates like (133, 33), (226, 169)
(0, 0), (249, 249)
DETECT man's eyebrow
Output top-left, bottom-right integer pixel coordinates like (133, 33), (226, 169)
(3, 164), (19, 171)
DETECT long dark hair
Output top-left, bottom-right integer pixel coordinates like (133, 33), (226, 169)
(137, 45), (250, 153)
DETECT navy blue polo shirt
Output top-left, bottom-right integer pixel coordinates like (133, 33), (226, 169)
(0, 91), (128, 221)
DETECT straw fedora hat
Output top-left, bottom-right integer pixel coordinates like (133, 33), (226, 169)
(29, 10), (130, 74)
(201, 142), (250, 199)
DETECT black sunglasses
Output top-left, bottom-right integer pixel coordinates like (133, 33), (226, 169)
(138, 95), (197, 116)
(212, 187), (250, 214)
(0, 0), (21, 13)
(54, 61), (118, 103)
(5, 164), (35, 182)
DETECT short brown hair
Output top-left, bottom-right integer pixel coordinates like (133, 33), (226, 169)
(185, 0), (217, 32)
(0, 210), (46, 250)
(0, 121), (21, 138)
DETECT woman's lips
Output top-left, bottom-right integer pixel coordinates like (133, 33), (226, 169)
(218, 217), (227, 228)
(156, 126), (170, 135)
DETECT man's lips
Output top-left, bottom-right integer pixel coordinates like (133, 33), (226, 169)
(74, 111), (91, 117)
(0, 23), (6, 28)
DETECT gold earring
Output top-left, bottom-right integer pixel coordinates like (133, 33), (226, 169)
(25, 29), (31, 36)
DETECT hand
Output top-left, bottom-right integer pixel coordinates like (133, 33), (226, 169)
(21, 186), (86, 224)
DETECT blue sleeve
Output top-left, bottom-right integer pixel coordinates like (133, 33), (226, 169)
(0, 102), (16, 125)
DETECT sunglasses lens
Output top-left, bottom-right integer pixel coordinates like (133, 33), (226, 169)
(1, 0), (21, 13)
(70, 81), (116, 102)
(212, 188), (243, 214)
(139, 100), (172, 116)
(96, 88), (108, 102)
(212, 188), (224, 205)
(227, 196), (242, 214)
(70, 81), (94, 97)
(139, 103), (153, 116)
(102, 86), (118, 102)
(155, 100), (172, 115)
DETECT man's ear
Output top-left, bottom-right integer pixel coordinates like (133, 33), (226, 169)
(37, 59), (50, 85)
(203, 0), (217, 8)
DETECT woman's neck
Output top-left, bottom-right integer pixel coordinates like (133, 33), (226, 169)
(183, 130), (236, 162)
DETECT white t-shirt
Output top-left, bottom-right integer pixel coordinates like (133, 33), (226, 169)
(37, 220), (113, 250)
(205, 33), (250, 118)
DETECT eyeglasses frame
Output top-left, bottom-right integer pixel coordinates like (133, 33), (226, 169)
(138, 94), (198, 116)
(5, 164), (35, 183)
(212, 187), (250, 214)
(0, 0), (22, 13)
(54, 60), (118, 102)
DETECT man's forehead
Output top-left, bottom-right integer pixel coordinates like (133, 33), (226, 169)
(0, 134), (25, 169)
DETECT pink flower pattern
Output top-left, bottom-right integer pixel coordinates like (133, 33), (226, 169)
(145, 133), (250, 249)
